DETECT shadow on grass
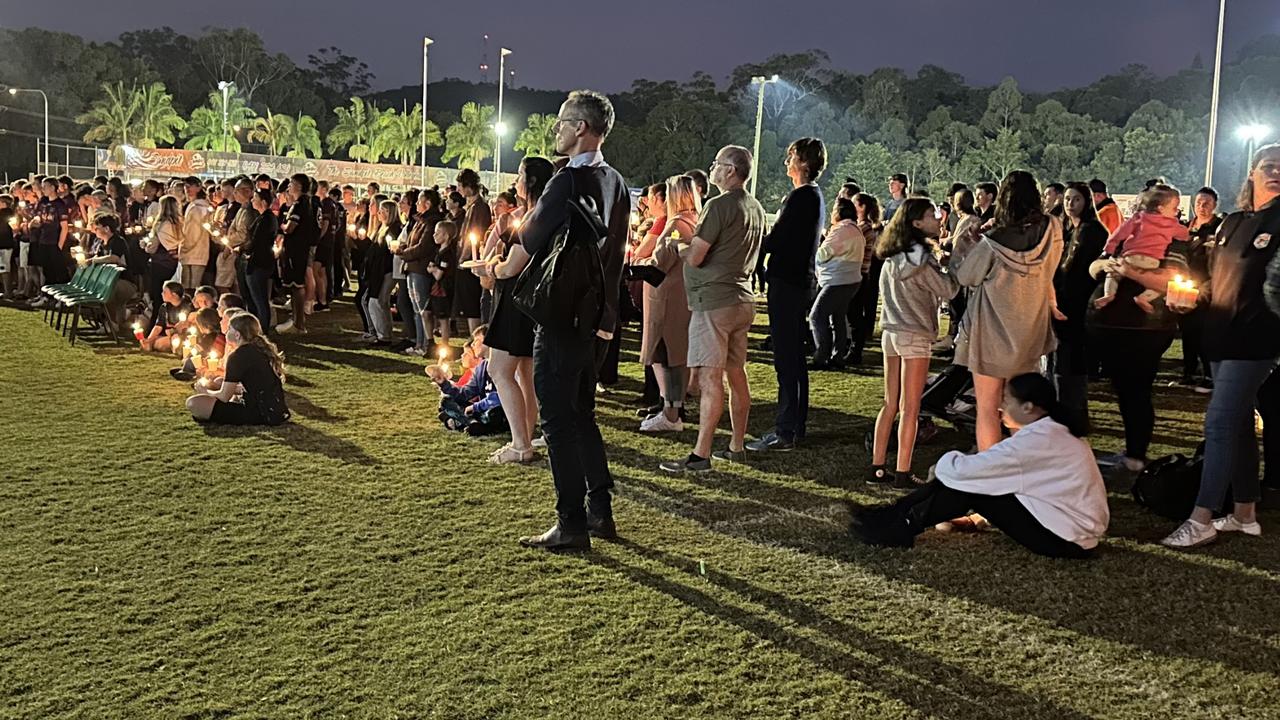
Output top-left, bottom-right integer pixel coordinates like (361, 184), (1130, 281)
(611, 462), (1280, 675)
(283, 391), (346, 423)
(199, 420), (376, 464)
(287, 343), (424, 375)
(589, 539), (1095, 720)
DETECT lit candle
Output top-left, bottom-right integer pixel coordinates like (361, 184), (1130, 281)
(347, 223), (356, 234)
(198, 377), (210, 388)
(437, 346), (449, 376)
(202, 222), (212, 231)
(511, 217), (522, 230)
(74, 219), (84, 229)
(207, 349), (219, 372)
(171, 336), (181, 351)
(357, 227), (367, 239)
(178, 311), (188, 323)
(221, 237), (230, 247)
(273, 244), (282, 257)
(670, 230), (682, 242)
(18, 201), (26, 209)
(469, 232), (479, 258)
(132, 322), (145, 341)
(7, 218), (16, 229)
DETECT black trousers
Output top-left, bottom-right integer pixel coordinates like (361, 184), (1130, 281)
(1257, 366), (1280, 489)
(1093, 327), (1174, 460)
(1177, 307), (1212, 381)
(534, 329), (613, 532)
(767, 280), (810, 441)
(395, 280), (416, 342)
(353, 278), (371, 334)
(849, 260), (883, 350)
(865, 480), (1092, 559)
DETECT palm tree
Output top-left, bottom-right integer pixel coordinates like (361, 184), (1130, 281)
(371, 103), (442, 165)
(181, 88), (256, 152)
(326, 97), (380, 162)
(77, 82), (140, 150)
(249, 110), (294, 155)
(441, 102), (496, 170)
(133, 82), (186, 149)
(514, 113), (557, 159)
(287, 114), (322, 158)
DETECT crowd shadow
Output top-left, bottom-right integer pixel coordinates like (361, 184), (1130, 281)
(288, 344), (424, 375)
(283, 390), (346, 424)
(199, 420), (376, 465)
(608, 459), (1280, 675)
(587, 539), (1096, 720)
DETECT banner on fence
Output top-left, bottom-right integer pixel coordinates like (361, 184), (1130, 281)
(99, 146), (513, 190)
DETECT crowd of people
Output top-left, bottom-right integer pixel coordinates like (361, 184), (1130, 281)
(3, 88), (1279, 557)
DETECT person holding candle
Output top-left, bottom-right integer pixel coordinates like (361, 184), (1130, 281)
(86, 214), (140, 334)
(1162, 144), (1280, 549)
(0, 194), (16, 298)
(427, 220), (459, 347)
(1092, 184), (1189, 315)
(171, 308), (226, 382)
(399, 189), (444, 357)
(139, 280), (191, 353)
(139, 196), (183, 336)
(428, 325), (507, 436)
(453, 169), (491, 334)
(1172, 187), (1224, 393)
(187, 312), (290, 426)
(361, 199), (401, 346)
(276, 174), (320, 335)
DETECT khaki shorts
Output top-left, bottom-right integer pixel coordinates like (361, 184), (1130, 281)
(688, 302), (755, 369)
(881, 330), (933, 360)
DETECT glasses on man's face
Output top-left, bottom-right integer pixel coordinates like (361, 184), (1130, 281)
(710, 160), (733, 171)
(554, 117), (585, 132)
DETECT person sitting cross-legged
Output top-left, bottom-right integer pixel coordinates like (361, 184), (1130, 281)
(851, 373), (1109, 559)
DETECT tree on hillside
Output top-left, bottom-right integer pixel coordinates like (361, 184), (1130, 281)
(326, 97), (381, 162)
(441, 102), (496, 170)
(181, 88), (255, 152)
(133, 82), (186, 149)
(77, 82), (140, 150)
(514, 113), (557, 159)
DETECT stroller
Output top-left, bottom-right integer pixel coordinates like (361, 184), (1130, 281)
(920, 363), (978, 434)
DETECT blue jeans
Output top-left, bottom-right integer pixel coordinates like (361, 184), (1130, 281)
(245, 266), (273, 332)
(365, 273), (393, 340)
(1197, 358), (1279, 509)
(406, 272), (433, 350)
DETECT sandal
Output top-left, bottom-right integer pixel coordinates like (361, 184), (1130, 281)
(490, 445), (536, 464)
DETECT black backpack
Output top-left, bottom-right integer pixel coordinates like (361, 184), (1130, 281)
(1130, 442), (1230, 520)
(512, 168), (610, 335)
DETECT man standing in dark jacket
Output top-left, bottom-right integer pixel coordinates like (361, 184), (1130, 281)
(748, 137), (826, 451)
(512, 90), (630, 551)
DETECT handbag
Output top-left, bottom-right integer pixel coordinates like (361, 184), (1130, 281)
(512, 169), (610, 333)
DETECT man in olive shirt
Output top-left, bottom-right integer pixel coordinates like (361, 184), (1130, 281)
(660, 145), (766, 473)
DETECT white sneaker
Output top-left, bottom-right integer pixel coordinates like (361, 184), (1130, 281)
(1161, 519), (1218, 549)
(275, 319), (295, 333)
(531, 435), (547, 449)
(640, 413), (684, 433)
(403, 347), (426, 357)
(1212, 515), (1262, 536)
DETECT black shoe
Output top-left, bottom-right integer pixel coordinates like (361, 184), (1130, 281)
(746, 432), (795, 452)
(893, 470), (924, 489)
(849, 506), (914, 548)
(829, 356), (847, 370)
(518, 524), (591, 551)
(586, 513), (618, 540)
(390, 339), (414, 352)
(170, 368), (195, 382)
(373, 340), (392, 347)
(842, 348), (864, 366)
(636, 403), (662, 418)
(866, 464), (892, 484)
(313, 303), (329, 312)
(809, 360), (832, 371)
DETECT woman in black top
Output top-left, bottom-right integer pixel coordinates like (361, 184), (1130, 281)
(242, 189), (279, 334)
(749, 137), (826, 451)
(1177, 186), (1224, 391)
(361, 200), (401, 345)
(1162, 144), (1280, 549)
(486, 156), (555, 463)
(453, 170), (491, 331)
(187, 312), (290, 426)
(0, 195), (16, 297)
(1052, 182), (1107, 431)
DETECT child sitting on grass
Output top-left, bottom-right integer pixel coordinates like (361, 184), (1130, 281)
(172, 307), (226, 382)
(216, 293), (247, 334)
(192, 285), (218, 311)
(426, 325), (506, 436)
(1092, 183), (1188, 314)
(187, 311), (290, 426)
(139, 280), (193, 353)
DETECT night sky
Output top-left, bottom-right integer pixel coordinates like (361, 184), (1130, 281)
(5, 0), (1280, 93)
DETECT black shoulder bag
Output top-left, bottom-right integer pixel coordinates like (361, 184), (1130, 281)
(512, 168), (611, 334)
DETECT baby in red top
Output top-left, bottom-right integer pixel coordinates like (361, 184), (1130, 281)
(1093, 184), (1188, 313)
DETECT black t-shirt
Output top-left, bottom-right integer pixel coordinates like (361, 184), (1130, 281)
(285, 195), (321, 248)
(319, 197), (340, 246)
(0, 207), (14, 249)
(1054, 219), (1106, 343)
(246, 211), (279, 271)
(1185, 214), (1223, 285)
(36, 197), (66, 246)
(761, 183), (823, 288)
(225, 342), (289, 423)
(103, 233), (128, 261)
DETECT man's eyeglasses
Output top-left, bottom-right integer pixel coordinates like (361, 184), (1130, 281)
(709, 160), (734, 171)
(554, 117), (585, 132)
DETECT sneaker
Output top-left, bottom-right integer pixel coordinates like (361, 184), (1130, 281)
(314, 303), (330, 312)
(275, 319), (295, 333)
(29, 296), (49, 308)
(635, 402), (662, 418)
(403, 347), (426, 357)
(531, 435), (547, 449)
(1095, 452), (1129, 469)
(169, 368), (195, 382)
(639, 413), (683, 433)
(1160, 519), (1218, 549)
(1169, 377), (1194, 389)
(746, 432), (795, 452)
(277, 324), (306, 335)
(893, 470), (924, 489)
(1212, 515), (1262, 536)
(660, 454), (712, 473)
(711, 448), (747, 464)
(1193, 380), (1213, 395)
(866, 465), (892, 484)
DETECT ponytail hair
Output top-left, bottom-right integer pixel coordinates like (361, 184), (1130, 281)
(1006, 372), (1088, 437)
(227, 312), (285, 381)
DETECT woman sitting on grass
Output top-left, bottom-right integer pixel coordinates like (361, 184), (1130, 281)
(171, 307), (226, 382)
(851, 373), (1109, 559)
(187, 312), (290, 426)
(139, 280), (193, 353)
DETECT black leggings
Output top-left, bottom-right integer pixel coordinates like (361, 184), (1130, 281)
(1093, 327), (1174, 460)
(859, 480), (1092, 559)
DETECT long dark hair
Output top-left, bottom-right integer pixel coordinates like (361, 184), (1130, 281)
(1238, 143), (1280, 211)
(993, 170), (1044, 230)
(875, 197), (934, 259)
(520, 156), (555, 208)
(1007, 373), (1087, 437)
(1064, 182), (1099, 225)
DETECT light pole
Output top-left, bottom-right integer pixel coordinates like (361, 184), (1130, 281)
(1237, 124), (1272, 173)
(421, 37), (434, 186)
(749, 75), (779, 198)
(217, 81), (231, 153)
(8, 87), (49, 175)
(495, 47), (512, 189)
(1205, 0), (1227, 186)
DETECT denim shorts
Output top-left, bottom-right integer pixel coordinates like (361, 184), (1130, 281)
(881, 330), (933, 360)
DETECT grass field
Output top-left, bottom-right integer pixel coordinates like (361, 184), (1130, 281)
(2, 301), (1278, 719)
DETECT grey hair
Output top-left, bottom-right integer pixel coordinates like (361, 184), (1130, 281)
(721, 145), (754, 183)
(565, 90), (615, 138)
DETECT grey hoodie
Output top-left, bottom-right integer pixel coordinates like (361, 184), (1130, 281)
(953, 216), (1063, 378)
(878, 243), (959, 338)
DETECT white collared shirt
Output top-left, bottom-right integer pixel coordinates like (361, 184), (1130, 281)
(567, 150), (606, 168)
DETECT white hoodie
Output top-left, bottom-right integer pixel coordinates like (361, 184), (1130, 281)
(180, 198), (213, 266)
(934, 416), (1109, 549)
